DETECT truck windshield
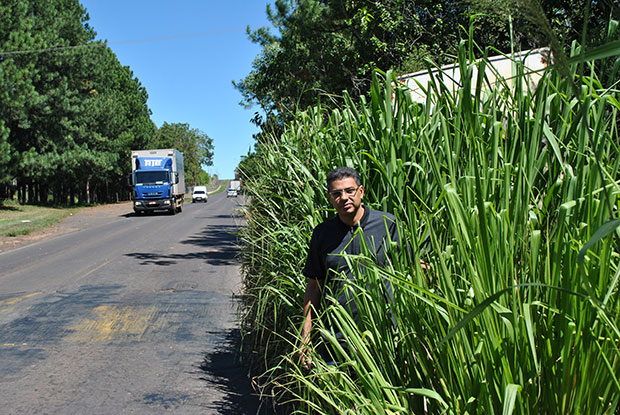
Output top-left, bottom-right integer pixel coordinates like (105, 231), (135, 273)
(135, 171), (169, 185)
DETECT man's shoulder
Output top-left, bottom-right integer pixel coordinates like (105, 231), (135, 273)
(313, 215), (341, 233)
(309, 215), (348, 252)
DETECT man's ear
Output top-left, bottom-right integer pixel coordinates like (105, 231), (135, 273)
(359, 185), (365, 198)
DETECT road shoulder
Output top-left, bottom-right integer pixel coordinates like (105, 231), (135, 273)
(0, 202), (133, 254)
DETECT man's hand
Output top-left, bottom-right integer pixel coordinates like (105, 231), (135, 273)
(299, 278), (322, 370)
(297, 340), (313, 370)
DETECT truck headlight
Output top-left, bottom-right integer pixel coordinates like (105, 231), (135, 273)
(163, 200), (171, 205)
(134, 201), (142, 206)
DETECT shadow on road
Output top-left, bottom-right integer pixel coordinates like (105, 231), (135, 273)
(198, 329), (271, 415)
(197, 214), (243, 220)
(125, 224), (239, 266)
(182, 223), (237, 246)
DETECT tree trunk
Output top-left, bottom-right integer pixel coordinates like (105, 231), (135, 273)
(18, 183), (24, 204)
(61, 183), (68, 206)
(33, 182), (39, 204)
(54, 183), (61, 206)
(27, 183), (32, 204)
(70, 186), (75, 206)
(41, 184), (49, 204)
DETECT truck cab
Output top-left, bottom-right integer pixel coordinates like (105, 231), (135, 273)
(131, 149), (185, 215)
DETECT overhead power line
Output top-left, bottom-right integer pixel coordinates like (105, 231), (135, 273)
(0, 27), (246, 56)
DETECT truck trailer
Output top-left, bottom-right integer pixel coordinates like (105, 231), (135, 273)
(130, 149), (185, 215)
(227, 180), (241, 197)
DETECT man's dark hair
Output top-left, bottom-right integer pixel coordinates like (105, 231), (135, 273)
(326, 167), (361, 190)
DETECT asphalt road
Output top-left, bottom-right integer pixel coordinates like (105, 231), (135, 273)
(0, 192), (264, 414)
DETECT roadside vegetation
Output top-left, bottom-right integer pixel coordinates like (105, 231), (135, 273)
(0, 200), (80, 237)
(236, 9), (620, 415)
(207, 180), (227, 195)
(0, 1), (214, 206)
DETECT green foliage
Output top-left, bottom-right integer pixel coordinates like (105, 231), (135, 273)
(0, 0), (155, 204)
(235, 0), (464, 121)
(238, 26), (620, 414)
(195, 168), (212, 186)
(149, 122), (214, 187)
(237, 0), (619, 131)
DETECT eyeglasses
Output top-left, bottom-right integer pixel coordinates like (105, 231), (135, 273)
(328, 186), (360, 199)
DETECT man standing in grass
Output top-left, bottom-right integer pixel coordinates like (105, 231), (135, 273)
(299, 166), (400, 368)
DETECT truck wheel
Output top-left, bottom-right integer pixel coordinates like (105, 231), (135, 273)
(169, 207), (176, 215)
(177, 205), (182, 213)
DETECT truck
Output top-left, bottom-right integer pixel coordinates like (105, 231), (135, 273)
(130, 149), (185, 215)
(227, 180), (241, 197)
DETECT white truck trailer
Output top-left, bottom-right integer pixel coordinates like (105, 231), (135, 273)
(227, 180), (241, 197)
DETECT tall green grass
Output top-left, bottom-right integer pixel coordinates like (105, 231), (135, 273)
(238, 32), (620, 413)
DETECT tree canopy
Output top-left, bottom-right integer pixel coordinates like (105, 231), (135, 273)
(149, 122), (214, 187)
(0, 0), (217, 204)
(0, 0), (156, 204)
(235, 0), (619, 125)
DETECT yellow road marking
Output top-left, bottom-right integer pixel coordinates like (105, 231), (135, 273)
(66, 305), (161, 342)
(0, 292), (41, 308)
(76, 260), (111, 282)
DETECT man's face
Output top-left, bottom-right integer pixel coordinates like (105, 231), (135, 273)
(327, 177), (364, 217)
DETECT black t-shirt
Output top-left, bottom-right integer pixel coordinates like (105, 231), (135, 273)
(302, 207), (398, 334)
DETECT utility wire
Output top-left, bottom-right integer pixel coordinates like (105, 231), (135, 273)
(0, 43), (104, 56)
(0, 27), (246, 56)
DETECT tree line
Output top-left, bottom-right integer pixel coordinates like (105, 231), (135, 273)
(0, 0), (214, 206)
(235, 0), (619, 147)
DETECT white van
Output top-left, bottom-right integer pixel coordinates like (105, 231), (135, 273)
(192, 186), (208, 203)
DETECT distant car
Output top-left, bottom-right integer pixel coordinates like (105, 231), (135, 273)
(226, 188), (238, 198)
(192, 186), (208, 203)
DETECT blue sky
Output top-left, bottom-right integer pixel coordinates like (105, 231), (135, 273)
(80, 0), (272, 180)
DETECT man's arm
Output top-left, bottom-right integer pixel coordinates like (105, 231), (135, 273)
(299, 278), (322, 368)
(302, 278), (322, 341)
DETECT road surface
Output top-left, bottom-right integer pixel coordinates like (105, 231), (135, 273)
(0, 192), (263, 414)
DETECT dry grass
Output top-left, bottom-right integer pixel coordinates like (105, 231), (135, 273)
(0, 200), (79, 237)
